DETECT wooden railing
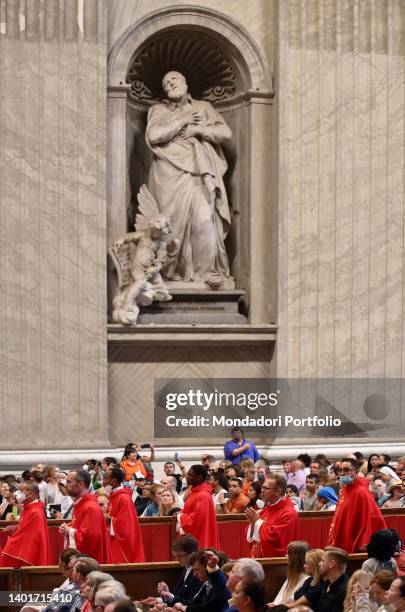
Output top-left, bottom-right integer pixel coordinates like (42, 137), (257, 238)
(0, 509), (404, 564)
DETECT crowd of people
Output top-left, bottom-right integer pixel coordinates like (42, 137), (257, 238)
(0, 428), (404, 611)
(19, 531), (405, 612)
(1, 431), (404, 524)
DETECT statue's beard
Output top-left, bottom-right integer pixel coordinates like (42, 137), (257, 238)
(166, 87), (187, 101)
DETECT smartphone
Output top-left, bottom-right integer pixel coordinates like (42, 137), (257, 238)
(140, 443), (150, 449)
(174, 452), (180, 462)
(358, 572), (373, 589)
(48, 504), (62, 518)
(223, 492), (231, 498)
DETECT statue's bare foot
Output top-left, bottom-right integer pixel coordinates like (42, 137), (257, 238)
(154, 290), (172, 302)
(167, 273), (182, 281)
(113, 307), (139, 326)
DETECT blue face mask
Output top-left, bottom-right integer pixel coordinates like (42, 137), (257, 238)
(340, 475), (353, 486)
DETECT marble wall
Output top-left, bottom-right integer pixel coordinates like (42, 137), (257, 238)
(0, 0), (109, 449)
(277, 0), (405, 384)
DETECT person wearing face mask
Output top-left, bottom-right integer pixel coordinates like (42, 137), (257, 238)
(328, 458), (387, 553)
(0, 482), (51, 567)
(104, 466), (145, 563)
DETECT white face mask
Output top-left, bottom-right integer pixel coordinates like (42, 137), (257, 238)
(104, 485), (112, 495)
(15, 491), (26, 504)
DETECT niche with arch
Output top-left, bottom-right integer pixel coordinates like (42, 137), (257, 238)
(108, 7), (273, 317)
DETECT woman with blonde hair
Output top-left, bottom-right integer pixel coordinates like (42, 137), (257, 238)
(271, 541), (310, 605)
(286, 548), (324, 609)
(344, 570), (362, 612)
(44, 465), (65, 505)
(159, 489), (180, 516)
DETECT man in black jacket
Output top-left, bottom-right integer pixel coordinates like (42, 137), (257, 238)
(173, 550), (230, 612)
(311, 547), (349, 612)
(144, 535), (201, 606)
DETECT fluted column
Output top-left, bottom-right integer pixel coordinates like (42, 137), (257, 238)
(277, 0), (405, 390)
(0, 0), (109, 448)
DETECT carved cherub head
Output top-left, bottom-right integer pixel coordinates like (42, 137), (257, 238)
(148, 215), (171, 238)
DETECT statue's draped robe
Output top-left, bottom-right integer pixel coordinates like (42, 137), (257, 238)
(146, 97), (231, 281)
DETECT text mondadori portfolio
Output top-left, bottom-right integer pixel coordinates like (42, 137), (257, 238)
(165, 415), (342, 427)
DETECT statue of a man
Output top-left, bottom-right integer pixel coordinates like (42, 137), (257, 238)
(145, 71), (232, 288)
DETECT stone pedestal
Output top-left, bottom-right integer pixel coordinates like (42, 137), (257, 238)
(137, 289), (247, 324)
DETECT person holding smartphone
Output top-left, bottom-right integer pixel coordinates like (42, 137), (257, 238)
(120, 447), (147, 484)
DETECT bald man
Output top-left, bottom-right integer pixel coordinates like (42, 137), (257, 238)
(0, 482), (51, 567)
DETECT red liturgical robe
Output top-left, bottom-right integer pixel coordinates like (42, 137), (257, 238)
(328, 477), (386, 553)
(0, 501), (50, 567)
(107, 487), (145, 563)
(68, 493), (111, 563)
(248, 497), (301, 558)
(179, 483), (220, 548)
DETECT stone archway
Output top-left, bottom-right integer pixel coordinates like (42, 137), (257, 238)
(107, 5), (272, 93)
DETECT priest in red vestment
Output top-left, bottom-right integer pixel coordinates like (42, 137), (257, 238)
(246, 473), (301, 558)
(177, 465), (220, 548)
(0, 482), (51, 567)
(104, 466), (145, 563)
(59, 469), (111, 564)
(328, 458), (386, 553)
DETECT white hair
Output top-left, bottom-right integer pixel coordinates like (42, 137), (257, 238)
(233, 558), (265, 581)
(94, 580), (126, 606)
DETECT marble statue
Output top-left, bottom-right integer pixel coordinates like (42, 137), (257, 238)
(145, 71), (232, 289)
(110, 185), (179, 325)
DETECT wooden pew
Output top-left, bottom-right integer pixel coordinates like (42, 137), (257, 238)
(20, 554), (368, 602)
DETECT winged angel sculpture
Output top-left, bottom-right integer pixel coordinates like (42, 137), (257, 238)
(110, 185), (179, 325)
